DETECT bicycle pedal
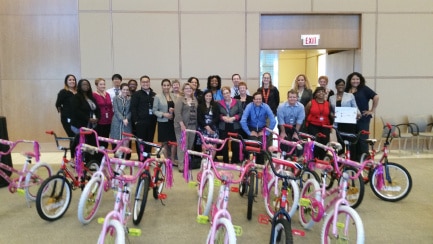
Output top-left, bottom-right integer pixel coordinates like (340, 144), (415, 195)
(292, 229), (305, 237)
(196, 215), (209, 224)
(230, 186), (239, 192)
(213, 179), (221, 186)
(299, 198), (311, 207)
(188, 181), (198, 188)
(97, 217), (105, 224)
(158, 193), (167, 200)
(233, 225), (243, 236)
(17, 189), (25, 196)
(257, 214), (270, 225)
(128, 228), (141, 236)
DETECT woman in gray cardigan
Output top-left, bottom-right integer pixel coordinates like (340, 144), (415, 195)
(110, 83), (132, 158)
(174, 82), (198, 173)
(153, 79), (177, 164)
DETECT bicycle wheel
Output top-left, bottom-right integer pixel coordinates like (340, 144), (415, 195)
(152, 162), (166, 199)
(25, 162), (52, 201)
(198, 173), (214, 217)
(270, 218), (293, 244)
(339, 167), (365, 209)
(247, 173), (255, 220)
(264, 177), (300, 219)
(321, 205), (364, 244)
(298, 178), (321, 230)
(77, 176), (104, 224)
(36, 175), (72, 221)
(239, 176), (248, 197)
(359, 153), (372, 184)
(206, 217), (237, 244)
(97, 219), (126, 244)
(369, 162), (412, 202)
(133, 171), (150, 225)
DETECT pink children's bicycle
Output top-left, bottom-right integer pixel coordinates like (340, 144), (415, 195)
(0, 138), (52, 207)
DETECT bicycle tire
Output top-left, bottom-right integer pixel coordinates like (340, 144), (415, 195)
(339, 167), (365, 209)
(270, 218), (293, 244)
(206, 217), (237, 244)
(152, 162), (166, 199)
(25, 162), (52, 201)
(239, 177), (248, 197)
(323, 155), (336, 190)
(198, 173), (214, 217)
(247, 173), (255, 220)
(77, 176), (104, 224)
(97, 219), (126, 244)
(35, 175), (72, 221)
(360, 153), (372, 184)
(264, 177), (300, 219)
(133, 171), (150, 225)
(298, 178), (321, 230)
(321, 205), (364, 244)
(369, 162), (412, 202)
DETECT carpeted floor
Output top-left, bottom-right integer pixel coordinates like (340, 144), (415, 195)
(0, 152), (432, 243)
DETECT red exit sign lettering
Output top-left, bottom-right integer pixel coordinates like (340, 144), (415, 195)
(301, 35), (320, 46)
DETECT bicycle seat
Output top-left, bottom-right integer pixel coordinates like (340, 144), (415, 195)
(365, 139), (377, 145)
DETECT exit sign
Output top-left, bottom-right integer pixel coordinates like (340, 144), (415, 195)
(301, 34), (320, 46)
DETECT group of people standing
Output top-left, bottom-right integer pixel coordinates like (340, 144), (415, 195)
(55, 71), (378, 173)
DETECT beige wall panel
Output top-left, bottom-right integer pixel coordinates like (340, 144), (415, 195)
(246, 13), (260, 89)
(360, 14), (376, 76)
(326, 50), (356, 86)
(376, 78), (433, 118)
(377, 14), (433, 77)
(0, 0), (77, 14)
(79, 13), (113, 78)
(312, 0), (376, 12)
(247, 0), (311, 12)
(112, 13), (180, 79)
(2, 80), (62, 142)
(78, 0), (109, 11)
(0, 15), (80, 80)
(180, 0), (244, 12)
(378, 0), (433, 12)
(112, 0), (178, 11)
(181, 14), (245, 80)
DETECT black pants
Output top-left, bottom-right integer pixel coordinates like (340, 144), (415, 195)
(306, 124), (330, 160)
(220, 124), (240, 164)
(95, 123), (111, 149)
(280, 127), (302, 158)
(135, 118), (157, 160)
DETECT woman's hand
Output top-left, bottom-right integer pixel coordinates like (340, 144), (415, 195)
(123, 119), (128, 126)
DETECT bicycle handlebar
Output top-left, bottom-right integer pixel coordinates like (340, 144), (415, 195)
(0, 139), (41, 162)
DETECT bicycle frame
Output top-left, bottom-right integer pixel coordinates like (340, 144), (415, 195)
(0, 138), (51, 206)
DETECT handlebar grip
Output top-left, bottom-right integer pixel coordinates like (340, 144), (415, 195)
(45, 130), (54, 135)
(360, 130), (370, 135)
(227, 132), (238, 137)
(245, 146), (261, 153)
(282, 124), (293, 129)
(386, 123), (392, 130)
(316, 132), (327, 138)
(244, 140), (261, 146)
(122, 132), (134, 137)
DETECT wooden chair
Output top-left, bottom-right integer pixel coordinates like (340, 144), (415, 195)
(408, 115), (433, 153)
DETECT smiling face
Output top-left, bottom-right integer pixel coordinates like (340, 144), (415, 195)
(162, 81), (171, 94)
(96, 79), (106, 93)
(210, 78), (219, 88)
(80, 80), (90, 92)
(121, 85), (129, 97)
(297, 75), (306, 88)
(232, 74), (241, 87)
(172, 82), (180, 93)
(140, 77), (150, 90)
(112, 78), (121, 88)
(204, 92), (213, 103)
(189, 78), (198, 90)
(66, 75), (76, 89)
(262, 73), (271, 87)
(183, 84), (193, 97)
(350, 75), (361, 88)
(239, 84), (247, 95)
(253, 93), (263, 106)
(288, 92), (298, 106)
(318, 78), (328, 87)
(336, 82), (346, 93)
(222, 88), (231, 101)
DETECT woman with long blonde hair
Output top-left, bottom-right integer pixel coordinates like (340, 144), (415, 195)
(293, 74), (313, 106)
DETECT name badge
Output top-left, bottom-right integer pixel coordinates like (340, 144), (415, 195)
(319, 116), (324, 121)
(149, 109), (153, 115)
(105, 113), (109, 119)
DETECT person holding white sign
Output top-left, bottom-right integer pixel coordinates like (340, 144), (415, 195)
(329, 79), (361, 157)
